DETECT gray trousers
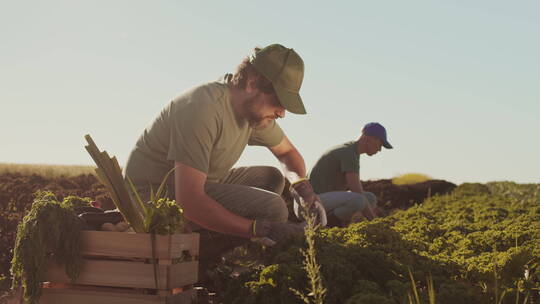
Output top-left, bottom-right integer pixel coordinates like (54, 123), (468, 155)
(134, 166), (287, 275)
(134, 165), (288, 225)
(196, 166), (288, 270)
(203, 166), (288, 225)
(319, 191), (378, 222)
(136, 166), (286, 267)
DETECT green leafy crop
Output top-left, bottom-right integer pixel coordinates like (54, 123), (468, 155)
(218, 182), (540, 304)
(10, 191), (84, 304)
(144, 198), (185, 235)
(9, 191), (186, 304)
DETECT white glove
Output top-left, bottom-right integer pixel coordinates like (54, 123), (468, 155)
(291, 190), (327, 227)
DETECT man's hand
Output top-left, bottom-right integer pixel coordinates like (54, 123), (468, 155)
(253, 220), (305, 244)
(290, 179), (317, 203)
(290, 180), (328, 226)
(267, 136), (326, 225)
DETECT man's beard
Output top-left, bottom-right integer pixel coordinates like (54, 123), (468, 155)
(244, 95), (274, 130)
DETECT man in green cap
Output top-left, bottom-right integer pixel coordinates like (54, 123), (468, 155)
(124, 44), (325, 272)
(308, 122), (393, 227)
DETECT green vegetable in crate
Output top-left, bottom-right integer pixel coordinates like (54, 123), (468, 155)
(63, 195), (105, 215)
(10, 191), (83, 304)
(84, 135), (146, 232)
(73, 206), (104, 215)
(85, 135), (186, 235)
(78, 210), (124, 231)
(127, 166), (186, 235)
(62, 195), (92, 209)
(144, 198), (185, 235)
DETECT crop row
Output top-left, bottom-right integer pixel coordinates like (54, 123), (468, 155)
(215, 182), (540, 304)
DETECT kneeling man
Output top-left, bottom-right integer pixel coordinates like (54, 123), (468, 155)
(124, 44), (321, 271)
(308, 122), (393, 227)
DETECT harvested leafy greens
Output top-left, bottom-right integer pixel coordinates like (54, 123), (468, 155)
(10, 191), (84, 304)
(144, 198), (185, 235)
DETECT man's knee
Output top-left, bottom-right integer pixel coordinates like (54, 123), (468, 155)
(363, 192), (378, 205)
(347, 195), (371, 213)
(259, 166), (285, 195)
(264, 194), (289, 222)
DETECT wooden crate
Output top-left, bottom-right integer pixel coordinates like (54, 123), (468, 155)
(40, 231), (200, 304)
(40, 284), (196, 304)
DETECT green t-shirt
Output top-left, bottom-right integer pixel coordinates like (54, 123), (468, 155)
(124, 75), (284, 189)
(308, 141), (359, 194)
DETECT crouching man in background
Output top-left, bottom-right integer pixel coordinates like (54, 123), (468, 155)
(308, 122), (393, 227)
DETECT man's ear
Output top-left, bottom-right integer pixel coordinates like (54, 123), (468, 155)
(245, 76), (258, 94)
(367, 135), (378, 145)
(364, 134), (372, 143)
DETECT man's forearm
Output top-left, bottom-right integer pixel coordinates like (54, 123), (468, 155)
(356, 181), (365, 193)
(278, 150), (307, 182)
(345, 172), (364, 193)
(348, 182), (363, 193)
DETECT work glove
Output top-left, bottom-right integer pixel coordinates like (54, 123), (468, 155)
(252, 220), (305, 245)
(290, 180), (328, 227)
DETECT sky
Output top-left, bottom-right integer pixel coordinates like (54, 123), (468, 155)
(1, 1), (539, 184)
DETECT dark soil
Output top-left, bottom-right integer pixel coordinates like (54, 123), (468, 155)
(363, 179), (457, 209)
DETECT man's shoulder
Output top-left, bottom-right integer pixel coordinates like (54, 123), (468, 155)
(312, 142), (350, 167)
(325, 141), (356, 155)
(170, 79), (229, 114)
(193, 74), (231, 100)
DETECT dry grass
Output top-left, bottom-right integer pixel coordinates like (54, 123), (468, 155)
(0, 163), (96, 178)
(392, 173), (432, 185)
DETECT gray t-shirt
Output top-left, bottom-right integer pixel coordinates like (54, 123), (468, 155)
(124, 75), (284, 189)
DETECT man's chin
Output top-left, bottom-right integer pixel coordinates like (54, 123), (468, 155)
(250, 119), (271, 130)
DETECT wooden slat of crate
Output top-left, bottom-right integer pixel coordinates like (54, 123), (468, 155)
(169, 233), (199, 257)
(79, 231), (199, 259)
(40, 287), (195, 304)
(45, 260), (198, 289)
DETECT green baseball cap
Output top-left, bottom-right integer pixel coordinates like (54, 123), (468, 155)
(249, 44), (306, 114)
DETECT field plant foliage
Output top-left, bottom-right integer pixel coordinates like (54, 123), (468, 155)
(0, 173), (109, 294)
(218, 182), (540, 304)
(10, 192), (84, 304)
(392, 173), (432, 186)
(290, 210), (326, 304)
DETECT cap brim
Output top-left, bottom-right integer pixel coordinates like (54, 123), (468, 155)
(383, 140), (393, 149)
(274, 86), (306, 114)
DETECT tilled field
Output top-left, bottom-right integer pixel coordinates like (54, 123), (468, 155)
(0, 172), (455, 297)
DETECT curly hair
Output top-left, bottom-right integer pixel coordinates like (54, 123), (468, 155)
(230, 48), (275, 94)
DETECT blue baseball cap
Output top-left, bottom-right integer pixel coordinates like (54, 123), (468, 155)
(362, 122), (393, 149)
